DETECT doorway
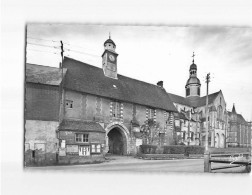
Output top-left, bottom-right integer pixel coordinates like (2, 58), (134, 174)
(107, 127), (126, 155)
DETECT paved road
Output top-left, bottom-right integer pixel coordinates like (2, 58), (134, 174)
(24, 155), (249, 173)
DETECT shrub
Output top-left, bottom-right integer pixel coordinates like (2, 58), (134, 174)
(163, 145), (185, 154)
(185, 146), (205, 156)
(163, 145), (204, 156)
(139, 144), (157, 154)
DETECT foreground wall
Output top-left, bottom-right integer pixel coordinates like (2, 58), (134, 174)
(24, 120), (59, 166)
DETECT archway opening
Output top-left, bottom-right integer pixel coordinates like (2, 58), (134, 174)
(107, 127), (127, 155)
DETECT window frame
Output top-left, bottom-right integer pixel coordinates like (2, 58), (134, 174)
(75, 133), (89, 143)
(79, 145), (90, 156)
(91, 144), (101, 154)
(112, 101), (121, 119)
(65, 100), (73, 109)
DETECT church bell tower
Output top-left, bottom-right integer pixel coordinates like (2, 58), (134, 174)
(185, 52), (201, 99)
(102, 34), (118, 79)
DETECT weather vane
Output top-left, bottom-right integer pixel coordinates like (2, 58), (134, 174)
(192, 52), (195, 63)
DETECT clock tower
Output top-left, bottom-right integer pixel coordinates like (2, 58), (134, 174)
(102, 34), (118, 79)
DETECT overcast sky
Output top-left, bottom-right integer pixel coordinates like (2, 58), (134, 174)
(27, 24), (252, 120)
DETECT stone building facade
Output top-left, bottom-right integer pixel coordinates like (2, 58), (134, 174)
(24, 36), (177, 165)
(227, 105), (251, 147)
(168, 58), (228, 148)
(168, 57), (251, 149)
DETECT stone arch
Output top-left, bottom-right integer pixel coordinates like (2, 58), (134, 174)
(104, 122), (130, 155)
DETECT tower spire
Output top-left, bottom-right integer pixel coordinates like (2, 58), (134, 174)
(232, 103), (236, 113)
(109, 32), (111, 39)
(192, 52), (195, 63)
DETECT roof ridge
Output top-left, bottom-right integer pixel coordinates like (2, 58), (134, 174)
(64, 56), (166, 90)
(167, 92), (185, 98)
(200, 91), (220, 98)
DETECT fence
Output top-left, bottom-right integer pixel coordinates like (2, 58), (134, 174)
(204, 149), (251, 173)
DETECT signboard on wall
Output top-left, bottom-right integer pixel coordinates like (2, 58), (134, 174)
(136, 139), (142, 146)
(175, 119), (180, 127)
(59, 148), (66, 156)
(66, 145), (79, 153)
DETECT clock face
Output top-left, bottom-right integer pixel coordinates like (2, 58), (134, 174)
(109, 54), (115, 62)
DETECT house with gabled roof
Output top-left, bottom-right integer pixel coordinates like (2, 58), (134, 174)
(25, 64), (67, 166)
(227, 104), (251, 147)
(24, 36), (177, 165)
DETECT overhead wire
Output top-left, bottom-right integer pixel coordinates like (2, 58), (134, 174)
(27, 48), (60, 55)
(27, 42), (60, 49)
(26, 37), (101, 61)
(27, 36), (60, 43)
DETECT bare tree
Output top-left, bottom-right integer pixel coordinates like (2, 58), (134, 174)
(140, 119), (161, 145)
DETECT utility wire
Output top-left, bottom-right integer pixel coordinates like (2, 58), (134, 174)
(27, 36), (60, 43)
(62, 41), (98, 53)
(27, 48), (60, 55)
(27, 42), (60, 49)
(64, 47), (100, 58)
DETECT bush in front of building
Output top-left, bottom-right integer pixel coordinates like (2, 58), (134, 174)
(139, 144), (157, 154)
(163, 145), (185, 154)
(139, 145), (205, 156)
(184, 146), (205, 156)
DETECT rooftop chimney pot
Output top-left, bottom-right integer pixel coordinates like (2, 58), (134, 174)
(157, 81), (163, 88)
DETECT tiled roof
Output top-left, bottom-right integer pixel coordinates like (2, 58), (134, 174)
(168, 91), (220, 108)
(167, 93), (191, 106)
(59, 119), (105, 133)
(237, 114), (246, 123)
(26, 63), (67, 86)
(62, 57), (177, 112)
(193, 91), (220, 107)
(178, 112), (189, 120)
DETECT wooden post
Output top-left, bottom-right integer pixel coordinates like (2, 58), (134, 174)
(204, 151), (211, 172)
(205, 73), (210, 151)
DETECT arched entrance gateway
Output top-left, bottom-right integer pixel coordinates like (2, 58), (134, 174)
(105, 122), (130, 155)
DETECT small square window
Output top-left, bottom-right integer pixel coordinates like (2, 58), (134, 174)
(76, 134), (82, 142)
(65, 100), (73, 108)
(91, 144), (101, 153)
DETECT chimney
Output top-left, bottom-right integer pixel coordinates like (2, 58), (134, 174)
(157, 81), (163, 88)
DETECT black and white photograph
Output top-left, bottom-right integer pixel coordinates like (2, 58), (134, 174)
(24, 24), (251, 173)
(1, 1), (252, 195)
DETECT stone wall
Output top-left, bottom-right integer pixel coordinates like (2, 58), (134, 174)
(25, 120), (59, 166)
(63, 89), (175, 155)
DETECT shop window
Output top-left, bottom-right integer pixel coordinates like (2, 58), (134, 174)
(65, 100), (73, 108)
(75, 133), (89, 143)
(91, 144), (101, 153)
(79, 146), (90, 156)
